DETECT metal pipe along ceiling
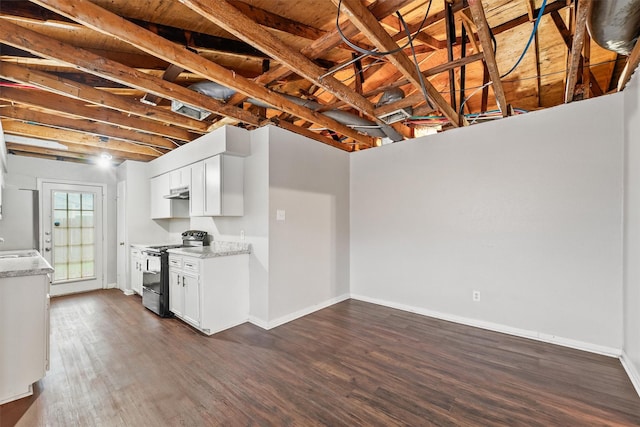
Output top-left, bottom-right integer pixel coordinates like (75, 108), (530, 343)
(178, 81), (404, 141)
(587, 0), (640, 55)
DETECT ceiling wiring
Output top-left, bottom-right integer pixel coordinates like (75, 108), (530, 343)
(335, 0), (434, 57)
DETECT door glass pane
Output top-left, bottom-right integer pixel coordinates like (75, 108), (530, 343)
(52, 191), (97, 284)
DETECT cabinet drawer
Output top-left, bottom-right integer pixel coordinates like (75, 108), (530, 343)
(168, 256), (182, 268)
(183, 257), (199, 273)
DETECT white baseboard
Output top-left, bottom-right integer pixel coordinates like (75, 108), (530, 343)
(105, 282), (118, 289)
(621, 352), (640, 398)
(249, 293), (350, 330)
(248, 316), (269, 330)
(350, 294), (621, 358)
(122, 289), (135, 296)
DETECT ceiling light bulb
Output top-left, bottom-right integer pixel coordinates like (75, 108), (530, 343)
(97, 152), (112, 168)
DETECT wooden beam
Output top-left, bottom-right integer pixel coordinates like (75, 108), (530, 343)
(0, 87), (197, 142)
(618, 40), (640, 91)
(5, 143), (97, 163)
(526, 0), (542, 107)
(0, 20), (261, 127)
(0, 106), (176, 149)
(582, 31), (591, 99)
(224, 0), (416, 107)
(31, 0), (375, 147)
(270, 118), (353, 152)
(468, 0), (508, 116)
(372, 53), (484, 116)
(565, 0), (591, 103)
(0, 62), (208, 132)
(549, 9), (604, 97)
(332, 0), (467, 127)
(178, 0), (376, 116)
(226, 0), (326, 41)
(493, 0), (566, 35)
(2, 121), (160, 160)
(5, 141), (153, 163)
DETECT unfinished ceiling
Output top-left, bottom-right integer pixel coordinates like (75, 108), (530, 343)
(0, 0), (638, 164)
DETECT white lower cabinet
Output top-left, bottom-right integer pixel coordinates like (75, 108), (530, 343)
(168, 253), (249, 335)
(130, 247), (144, 296)
(0, 273), (50, 405)
(169, 256), (200, 327)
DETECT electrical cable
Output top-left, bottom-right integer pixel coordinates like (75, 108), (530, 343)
(500, 0), (547, 78)
(336, 0), (433, 57)
(397, 11), (434, 109)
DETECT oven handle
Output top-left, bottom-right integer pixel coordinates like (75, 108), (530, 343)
(142, 251), (162, 273)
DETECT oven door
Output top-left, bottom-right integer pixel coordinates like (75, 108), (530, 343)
(141, 252), (162, 315)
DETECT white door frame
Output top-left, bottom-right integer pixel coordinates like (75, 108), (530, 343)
(37, 178), (108, 296)
(117, 181), (133, 295)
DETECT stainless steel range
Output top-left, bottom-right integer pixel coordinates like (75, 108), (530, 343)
(141, 230), (209, 316)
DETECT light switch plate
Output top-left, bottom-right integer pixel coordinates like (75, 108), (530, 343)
(276, 209), (286, 221)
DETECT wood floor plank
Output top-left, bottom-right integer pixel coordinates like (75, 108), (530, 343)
(1, 289), (639, 426)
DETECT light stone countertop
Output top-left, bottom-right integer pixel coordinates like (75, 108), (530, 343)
(0, 250), (54, 278)
(131, 242), (180, 249)
(167, 241), (251, 259)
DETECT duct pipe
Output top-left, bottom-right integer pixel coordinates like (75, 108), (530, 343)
(179, 82), (404, 141)
(587, 0), (640, 55)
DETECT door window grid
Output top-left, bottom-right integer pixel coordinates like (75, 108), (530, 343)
(52, 192), (95, 283)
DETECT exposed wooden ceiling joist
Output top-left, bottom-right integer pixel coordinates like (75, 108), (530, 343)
(224, 0), (416, 107)
(467, 0), (508, 117)
(31, 0), (375, 147)
(178, 0), (376, 116)
(331, 0), (467, 127)
(0, 62), (209, 132)
(0, 19), (262, 126)
(565, 0), (592, 103)
(618, 39), (640, 91)
(0, 86), (196, 142)
(0, 106), (177, 150)
(2, 120), (162, 158)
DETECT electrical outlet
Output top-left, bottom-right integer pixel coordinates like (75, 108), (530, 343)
(472, 290), (481, 302)
(276, 209), (286, 221)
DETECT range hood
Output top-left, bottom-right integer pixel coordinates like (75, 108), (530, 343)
(164, 185), (189, 200)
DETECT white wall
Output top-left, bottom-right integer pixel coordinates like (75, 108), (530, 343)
(351, 94), (624, 352)
(623, 71), (640, 386)
(4, 155), (118, 285)
(268, 126), (350, 323)
(188, 127), (270, 323)
(117, 161), (171, 244)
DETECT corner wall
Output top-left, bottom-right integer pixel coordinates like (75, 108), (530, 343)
(267, 126), (350, 324)
(351, 94), (624, 352)
(623, 71), (640, 390)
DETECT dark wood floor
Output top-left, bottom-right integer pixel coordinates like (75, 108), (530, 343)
(1, 289), (639, 426)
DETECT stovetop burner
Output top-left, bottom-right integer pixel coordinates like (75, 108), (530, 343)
(144, 244), (184, 253)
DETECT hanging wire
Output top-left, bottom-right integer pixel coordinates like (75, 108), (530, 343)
(500, 0), (548, 78)
(397, 11), (434, 109)
(336, 0), (433, 57)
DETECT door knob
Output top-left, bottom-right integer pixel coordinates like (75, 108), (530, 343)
(45, 248), (51, 252)
(119, 242), (125, 246)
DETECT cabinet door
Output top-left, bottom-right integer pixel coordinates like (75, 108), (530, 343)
(169, 269), (183, 317)
(190, 161), (204, 216)
(150, 174), (171, 219)
(130, 250), (143, 295)
(182, 272), (200, 326)
(203, 156), (221, 216)
(170, 166), (191, 188)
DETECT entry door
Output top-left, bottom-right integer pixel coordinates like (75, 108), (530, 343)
(41, 181), (105, 296)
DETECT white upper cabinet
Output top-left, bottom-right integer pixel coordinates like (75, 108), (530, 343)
(190, 154), (243, 217)
(170, 165), (191, 189)
(150, 173), (188, 219)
